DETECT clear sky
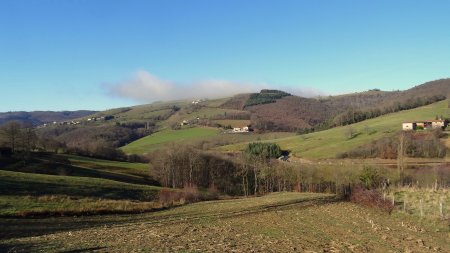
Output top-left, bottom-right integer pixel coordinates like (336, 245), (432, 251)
(1, 0), (449, 111)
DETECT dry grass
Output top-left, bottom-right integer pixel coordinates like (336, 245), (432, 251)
(0, 195), (163, 217)
(2, 193), (449, 252)
(389, 187), (450, 220)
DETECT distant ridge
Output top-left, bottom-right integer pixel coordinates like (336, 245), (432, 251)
(1, 78), (448, 132)
(0, 110), (97, 125)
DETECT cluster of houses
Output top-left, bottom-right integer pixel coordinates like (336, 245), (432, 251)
(232, 126), (251, 133)
(191, 99), (204, 105)
(38, 115), (115, 128)
(87, 115), (114, 122)
(39, 120), (81, 128)
(180, 118), (200, 126)
(402, 119), (447, 131)
(179, 118), (252, 134)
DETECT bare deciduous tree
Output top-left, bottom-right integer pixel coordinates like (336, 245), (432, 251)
(0, 121), (22, 152)
(344, 126), (356, 139)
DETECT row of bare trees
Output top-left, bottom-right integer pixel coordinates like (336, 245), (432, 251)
(0, 121), (37, 153)
(151, 145), (241, 194)
(151, 143), (362, 196)
(152, 140), (450, 198)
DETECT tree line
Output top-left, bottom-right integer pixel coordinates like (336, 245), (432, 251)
(0, 121), (37, 153)
(151, 142), (363, 196)
(0, 120), (148, 162)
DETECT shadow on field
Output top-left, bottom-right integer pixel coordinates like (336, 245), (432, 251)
(0, 217), (125, 240)
(0, 242), (106, 253)
(0, 242), (36, 253)
(60, 247), (107, 253)
(0, 195), (338, 240)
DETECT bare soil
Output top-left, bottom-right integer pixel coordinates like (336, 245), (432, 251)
(1, 193), (449, 252)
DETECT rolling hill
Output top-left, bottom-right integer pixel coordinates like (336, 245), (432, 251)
(2, 78), (449, 160)
(0, 110), (97, 125)
(0, 152), (175, 217)
(241, 79), (450, 131)
(220, 100), (449, 159)
(121, 127), (221, 154)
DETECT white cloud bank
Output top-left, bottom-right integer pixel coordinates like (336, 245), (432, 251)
(105, 70), (325, 102)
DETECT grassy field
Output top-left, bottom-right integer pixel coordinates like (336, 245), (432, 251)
(121, 127), (221, 154)
(389, 188), (450, 220)
(0, 195), (162, 217)
(63, 155), (147, 169)
(1, 154), (156, 186)
(2, 192), (449, 252)
(0, 169), (165, 216)
(188, 131), (295, 150)
(85, 100), (192, 123)
(220, 100), (449, 159)
(62, 154), (150, 175)
(162, 106), (246, 127)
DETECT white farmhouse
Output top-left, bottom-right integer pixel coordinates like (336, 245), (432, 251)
(232, 126), (251, 133)
(402, 123), (414, 131)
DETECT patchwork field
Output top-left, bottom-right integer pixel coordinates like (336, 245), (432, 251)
(85, 100), (192, 123)
(121, 127), (221, 154)
(0, 154), (155, 186)
(1, 192), (449, 252)
(61, 154), (150, 178)
(63, 154), (148, 170)
(220, 100), (449, 159)
(162, 106), (247, 128)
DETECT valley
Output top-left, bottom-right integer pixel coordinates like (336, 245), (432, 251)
(1, 80), (449, 252)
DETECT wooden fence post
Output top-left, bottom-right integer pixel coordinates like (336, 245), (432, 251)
(420, 199), (423, 218)
(403, 196), (407, 212)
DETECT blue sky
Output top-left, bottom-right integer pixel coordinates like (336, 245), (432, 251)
(1, 0), (449, 111)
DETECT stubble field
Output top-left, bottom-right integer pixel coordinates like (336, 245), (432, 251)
(2, 192), (449, 252)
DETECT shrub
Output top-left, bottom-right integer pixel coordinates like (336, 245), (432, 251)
(359, 166), (381, 189)
(244, 142), (282, 159)
(350, 185), (394, 213)
(158, 188), (183, 207)
(204, 184), (220, 200)
(183, 184), (200, 203)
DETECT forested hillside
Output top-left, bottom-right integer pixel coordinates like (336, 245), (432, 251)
(0, 110), (97, 126)
(242, 79), (449, 131)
